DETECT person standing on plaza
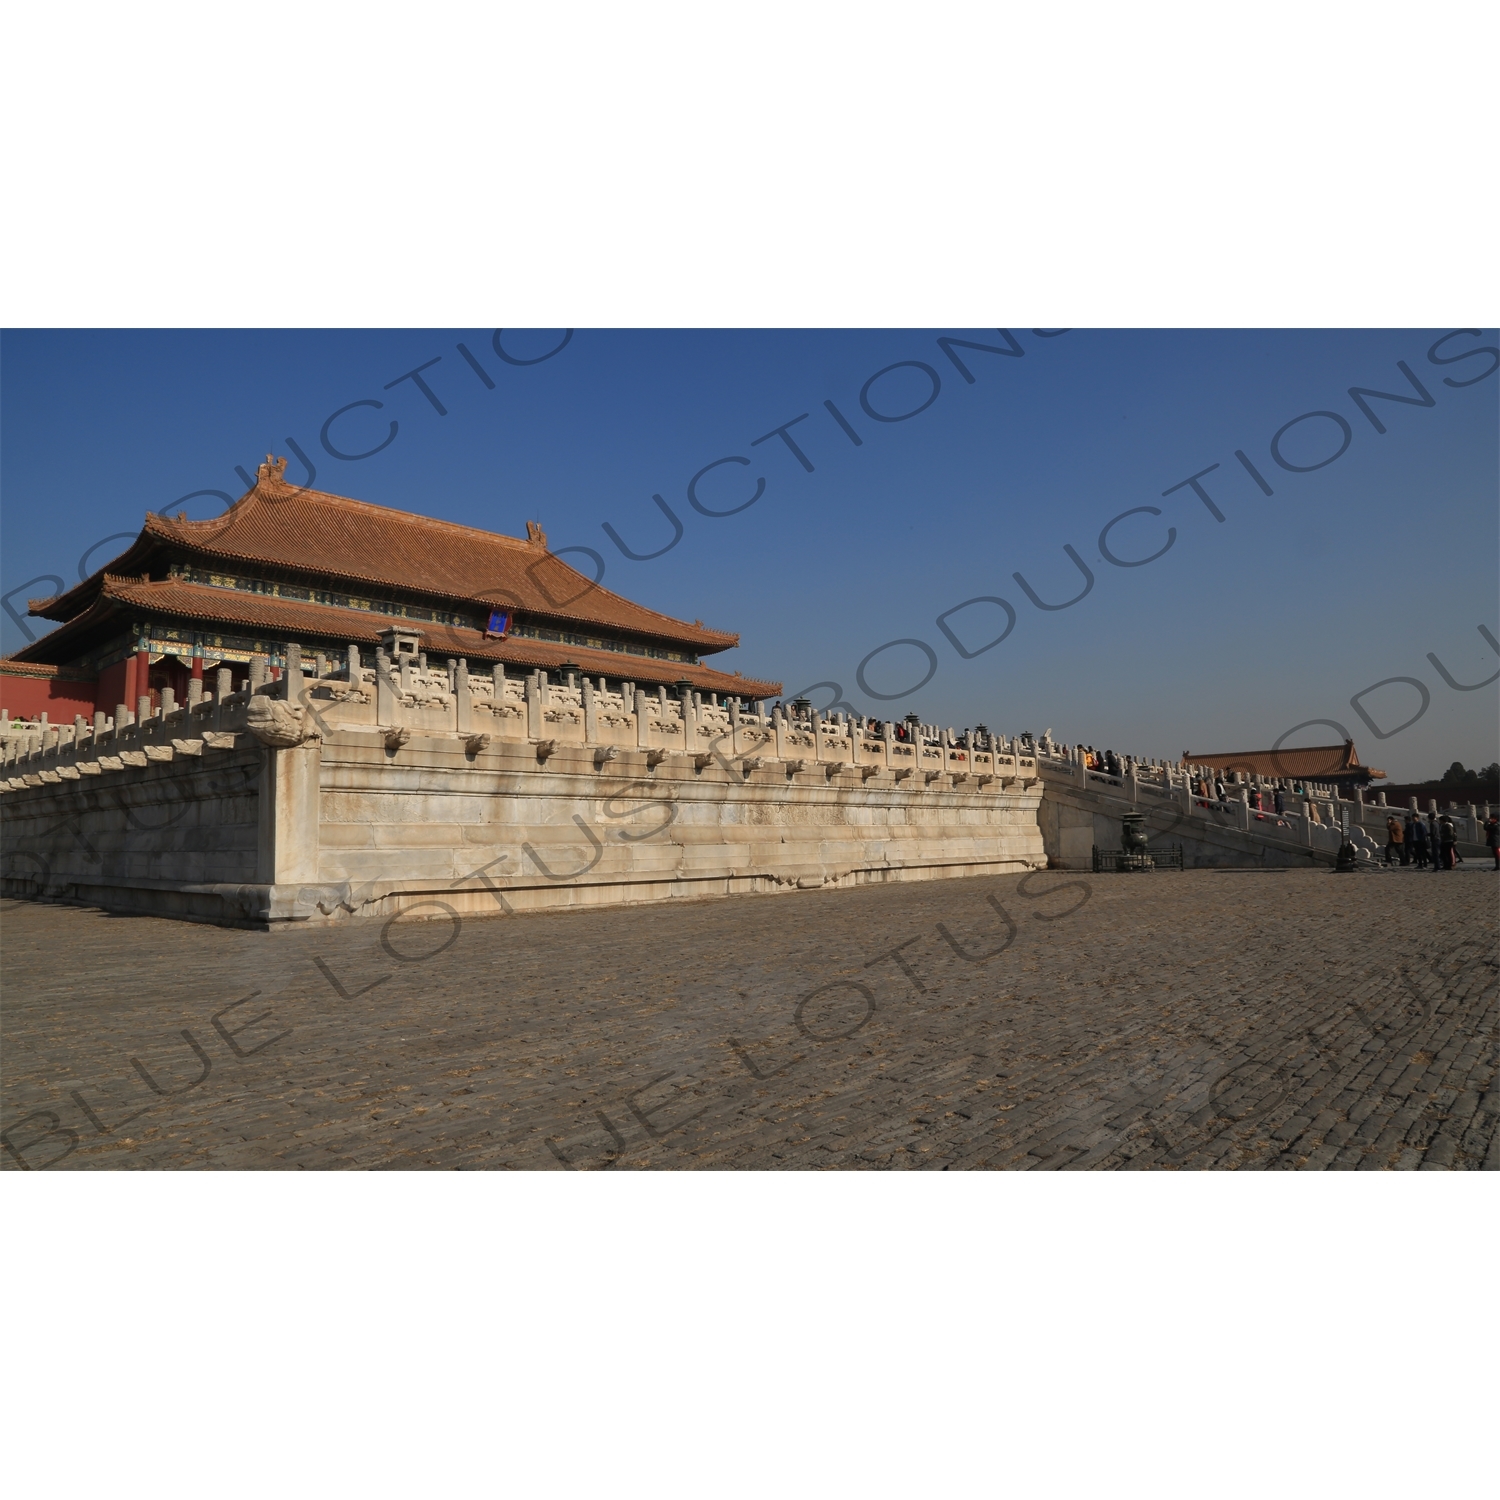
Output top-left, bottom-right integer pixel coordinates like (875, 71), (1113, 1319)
(1485, 812), (1499, 870)
(1427, 810), (1441, 870)
(1409, 814), (1428, 868)
(1438, 814), (1458, 870)
(1384, 814), (1403, 866)
(1274, 785), (1286, 815)
(1401, 810), (1416, 865)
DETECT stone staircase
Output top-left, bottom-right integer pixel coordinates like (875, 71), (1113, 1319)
(1032, 747), (1490, 871)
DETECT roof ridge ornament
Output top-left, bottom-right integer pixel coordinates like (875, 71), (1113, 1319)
(257, 454), (288, 484)
(526, 520), (548, 548)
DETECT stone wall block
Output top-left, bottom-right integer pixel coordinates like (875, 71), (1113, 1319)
(257, 741), (322, 885)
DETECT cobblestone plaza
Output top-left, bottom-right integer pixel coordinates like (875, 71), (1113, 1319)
(4, 865), (1495, 1171)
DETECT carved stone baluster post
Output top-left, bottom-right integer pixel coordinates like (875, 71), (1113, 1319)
(455, 658), (471, 734)
(525, 672), (542, 740)
(636, 687), (650, 750)
(285, 643), (304, 707)
(582, 676), (597, 743)
(375, 648), (396, 726)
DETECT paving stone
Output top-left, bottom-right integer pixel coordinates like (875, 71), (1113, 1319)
(2, 867), (1495, 1171)
(1423, 1133), (1459, 1169)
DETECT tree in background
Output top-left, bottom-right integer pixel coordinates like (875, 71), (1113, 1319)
(1439, 761), (1500, 787)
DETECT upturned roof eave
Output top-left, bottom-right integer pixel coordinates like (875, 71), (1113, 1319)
(1181, 743), (1385, 779)
(152, 535), (741, 653)
(1184, 743), (1358, 764)
(8, 577), (781, 696)
(38, 496), (740, 654)
(140, 485), (741, 650)
(8, 589), (129, 664)
(28, 533), (163, 621)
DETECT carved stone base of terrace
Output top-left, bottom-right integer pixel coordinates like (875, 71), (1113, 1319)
(224, 855), (1049, 929)
(1, 725), (1046, 930)
(0, 875), (317, 930)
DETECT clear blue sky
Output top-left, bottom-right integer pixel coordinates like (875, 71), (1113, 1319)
(2, 328), (1495, 780)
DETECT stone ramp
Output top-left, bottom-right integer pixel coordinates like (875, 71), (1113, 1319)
(1039, 768), (1330, 871)
(1032, 756), (1487, 871)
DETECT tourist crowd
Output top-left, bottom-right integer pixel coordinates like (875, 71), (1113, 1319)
(1388, 809), (1500, 870)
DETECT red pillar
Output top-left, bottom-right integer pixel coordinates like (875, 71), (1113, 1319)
(122, 652), (136, 708)
(191, 651), (204, 684)
(136, 647), (150, 712)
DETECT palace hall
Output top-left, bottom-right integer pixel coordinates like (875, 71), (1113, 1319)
(1, 458), (781, 718)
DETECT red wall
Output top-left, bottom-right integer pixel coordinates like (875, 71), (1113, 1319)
(0, 673), (99, 719)
(95, 658), (129, 714)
